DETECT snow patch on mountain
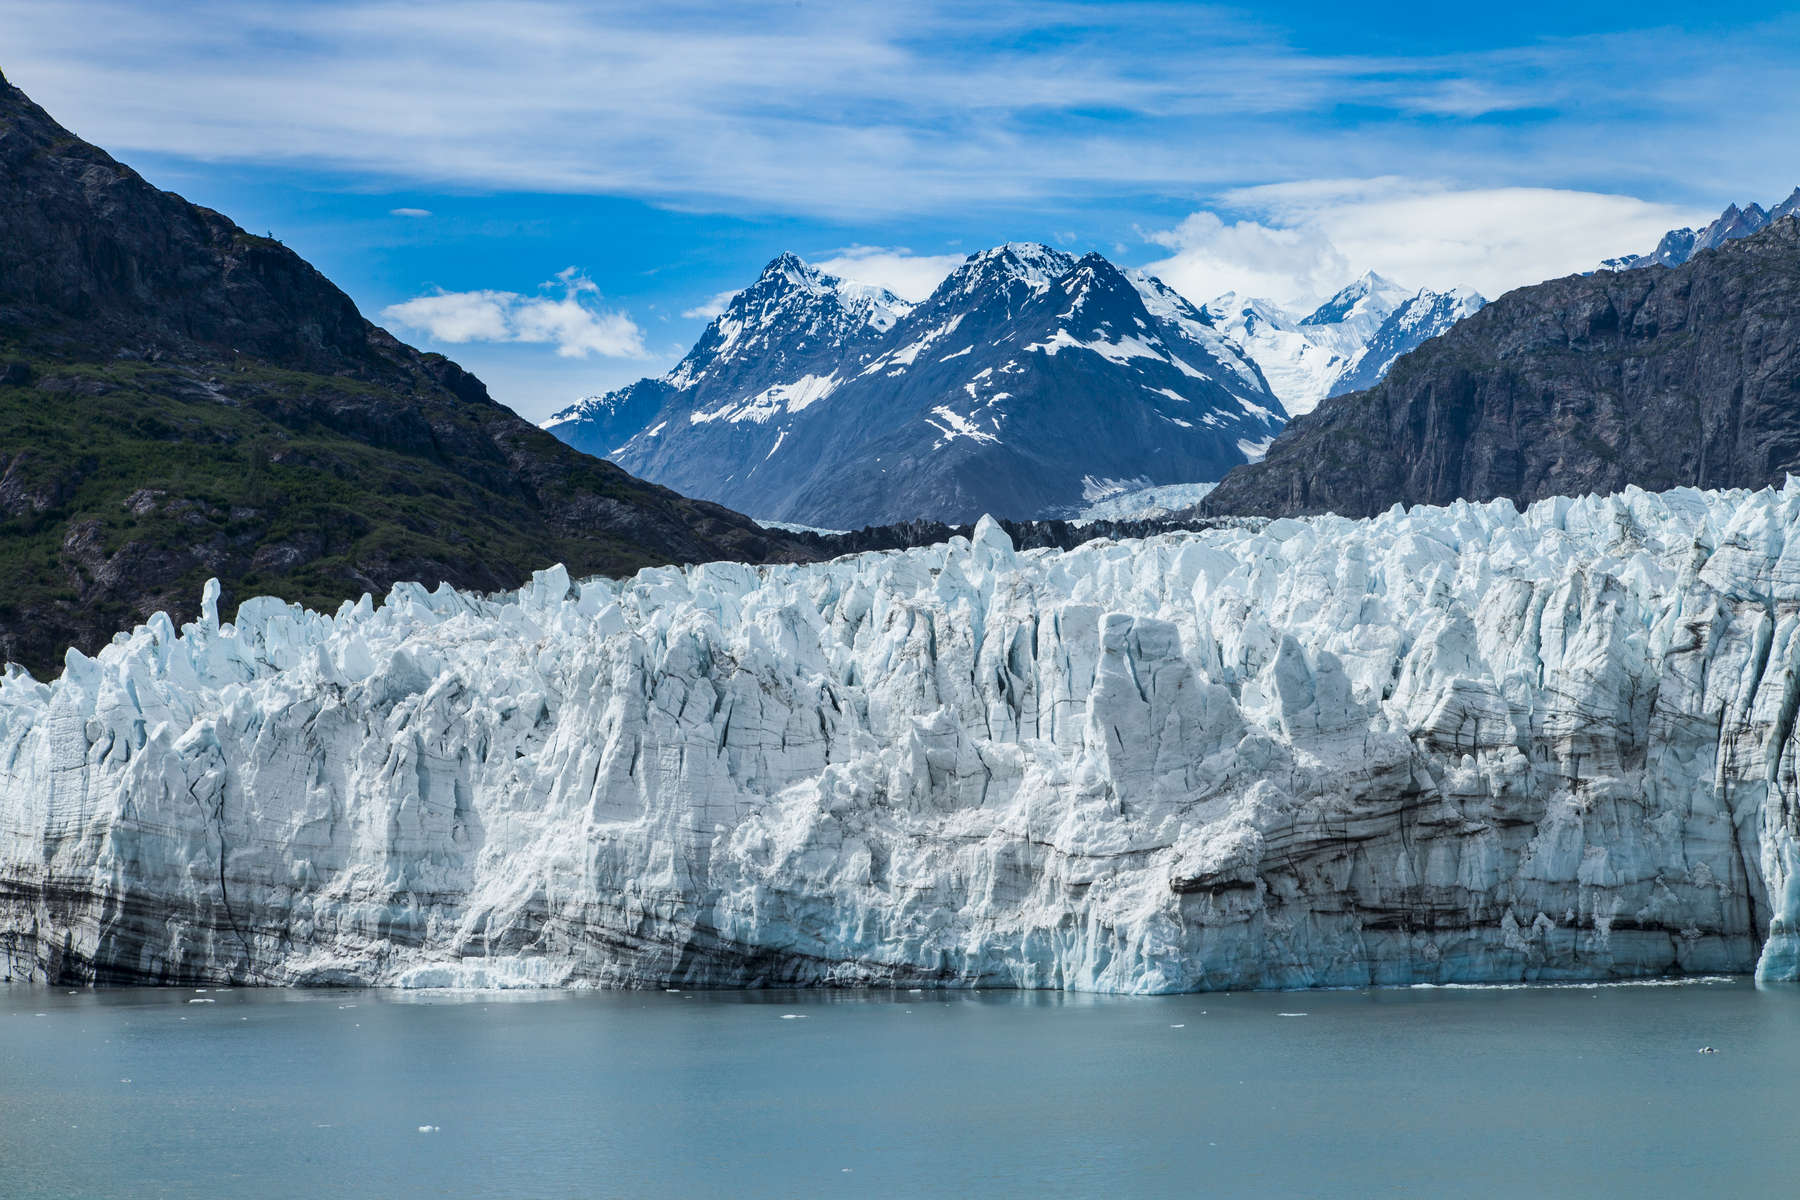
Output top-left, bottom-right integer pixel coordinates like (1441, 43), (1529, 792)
(927, 406), (1001, 446)
(1068, 481), (1217, 522)
(690, 372), (843, 425)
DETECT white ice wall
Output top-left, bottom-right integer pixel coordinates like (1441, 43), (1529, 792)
(4, 486), (1800, 990)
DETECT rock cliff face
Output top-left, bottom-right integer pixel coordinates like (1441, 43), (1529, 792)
(6, 485), (1800, 990)
(0, 68), (805, 677)
(1204, 219), (1800, 520)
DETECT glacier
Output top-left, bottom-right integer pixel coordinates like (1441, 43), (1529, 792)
(6, 485), (1800, 991)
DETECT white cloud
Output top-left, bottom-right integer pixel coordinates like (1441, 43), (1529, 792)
(1144, 180), (1712, 309)
(389, 206), (432, 218)
(9, 2), (1794, 219)
(681, 289), (739, 320)
(382, 268), (647, 358)
(811, 246), (965, 302)
(1141, 212), (1351, 310)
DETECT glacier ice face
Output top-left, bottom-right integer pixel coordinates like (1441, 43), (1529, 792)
(6, 488), (1800, 992)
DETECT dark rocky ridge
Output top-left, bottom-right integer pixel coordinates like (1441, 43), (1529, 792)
(1600, 190), (1800, 271)
(0, 68), (813, 676)
(1202, 218), (1800, 519)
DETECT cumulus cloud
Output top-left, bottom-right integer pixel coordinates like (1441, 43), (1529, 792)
(681, 289), (739, 320)
(389, 206), (432, 218)
(1140, 212), (1351, 311)
(1143, 180), (1711, 309)
(382, 268), (647, 358)
(811, 246), (965, 302)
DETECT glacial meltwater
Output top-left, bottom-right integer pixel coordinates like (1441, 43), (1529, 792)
(3, 979), (1795, 1198)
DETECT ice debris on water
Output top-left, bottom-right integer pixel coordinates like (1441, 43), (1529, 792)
(6, 490), (1800, 992)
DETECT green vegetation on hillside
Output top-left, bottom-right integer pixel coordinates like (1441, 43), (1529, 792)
(0, 347), (669, 674)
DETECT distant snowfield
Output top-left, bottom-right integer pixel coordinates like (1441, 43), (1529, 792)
(1069, 481), (1217, 522)
(6, 485), (1800, 990)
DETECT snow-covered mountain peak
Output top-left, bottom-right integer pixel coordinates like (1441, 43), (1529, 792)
(663, 253), (909, 391)
(1325, 284), (1486, 399)
(1204, 292), (1299, 338)
(543, 252), (910, 445)
(1299, 270), (1411, 333)
(756, 251), (911, 330)
(938, 242), (1079, 304)
(1203, 273), (1482, 416)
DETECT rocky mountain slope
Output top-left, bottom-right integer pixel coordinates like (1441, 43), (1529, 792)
(0, 69), (805, 677)
(1203, 218), (1800, 519)
(1205, 273), (1484, 415)
(547, 252), (909, 459)
(1601, 189), (1800, 271)
(548, 245), (1287, 527)
(7, 485), (1800, 989)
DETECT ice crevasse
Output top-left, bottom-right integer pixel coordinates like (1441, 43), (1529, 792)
(5, 484), (1800, 991)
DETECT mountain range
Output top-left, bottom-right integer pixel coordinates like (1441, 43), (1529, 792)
(1203, 273), (1485, 415)
(550, 244), (1289, 527)
(1600, 189), (1800, 271)
(1204, 216), (1800, 518)
(0, 69), (810, 676)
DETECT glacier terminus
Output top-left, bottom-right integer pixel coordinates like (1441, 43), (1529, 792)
(5, 485), (1800, 991)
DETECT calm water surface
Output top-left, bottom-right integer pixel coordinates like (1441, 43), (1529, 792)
(2, 978), (1795, 1198)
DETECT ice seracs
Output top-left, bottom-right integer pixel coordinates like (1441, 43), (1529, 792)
(6, 484), (1800, 991)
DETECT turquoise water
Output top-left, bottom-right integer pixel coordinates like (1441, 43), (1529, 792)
(2, 979), (1795, 1198)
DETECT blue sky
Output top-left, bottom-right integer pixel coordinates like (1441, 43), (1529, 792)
(5, 0), (1799, 420)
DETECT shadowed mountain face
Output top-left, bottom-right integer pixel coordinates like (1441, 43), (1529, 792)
(1203, 218), (1800, 519)
(0, 69), (807, 676)
(549, 245), (1288, 527)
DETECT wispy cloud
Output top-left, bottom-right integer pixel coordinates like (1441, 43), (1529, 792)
(1143, 180), (1710, 309)
(389, 206), (432, 218)
(6, 2), (1798, 218)
(811, 246), (967, 302)
(680, 290), (739, 320)
(381, 268), (647, 358)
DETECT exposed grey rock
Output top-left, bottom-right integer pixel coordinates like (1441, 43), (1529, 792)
(1599, 189), (1800, 271)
